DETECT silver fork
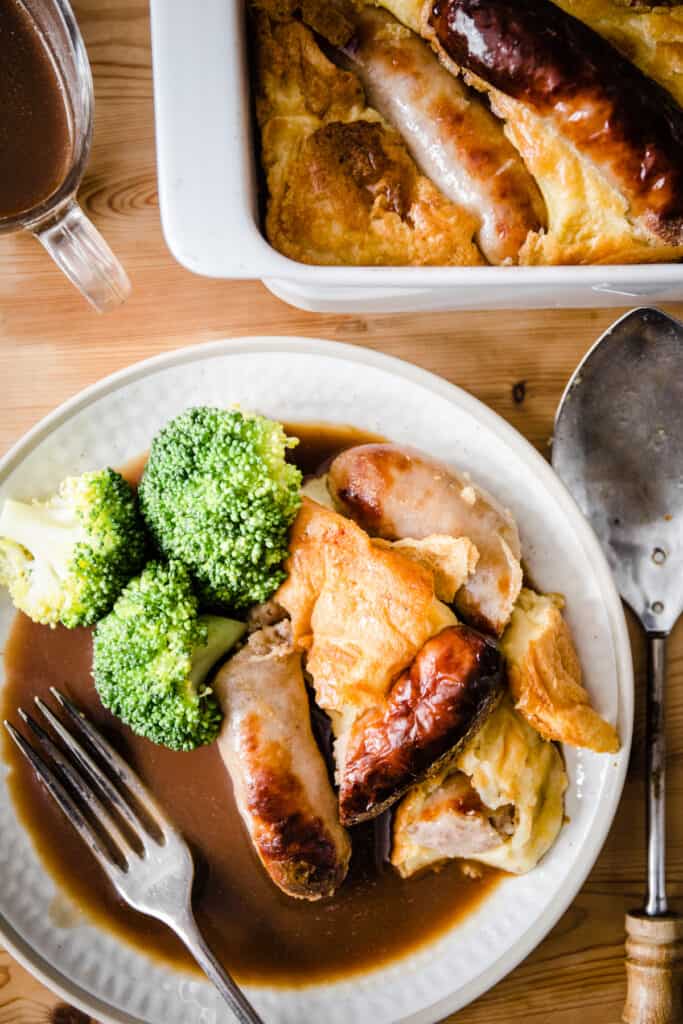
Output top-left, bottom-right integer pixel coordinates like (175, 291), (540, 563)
(3, 687), (264, 1024)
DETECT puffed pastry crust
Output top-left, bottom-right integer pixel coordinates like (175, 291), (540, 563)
(251, 0), (683, 266)
(501, 588), (620, 754)
(251, 10), (484, 266)
(275, 497), (457, 731)
(372, 534), (479, 603)
(391, 697), (568, 876)
(554, 0), (683, 108)
(377, 0), (683, 265)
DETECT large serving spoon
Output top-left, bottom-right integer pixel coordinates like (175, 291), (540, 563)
(553, 307), (683, 1024)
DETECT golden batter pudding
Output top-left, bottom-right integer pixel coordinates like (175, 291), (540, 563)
(378, 0), (683, 263)
(250, 0), (683, 266)
(276, 497), (457, 731)
(252, 11), (484, 266)
(555, 0), (683, 106)
(501, 588), (620, 753)
(391, 697), (568, 877)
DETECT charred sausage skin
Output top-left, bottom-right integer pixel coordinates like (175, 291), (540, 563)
(339, 624), (503, 825)
(428, 0), (683, 245)
(215, 626), (351, 900)
(339, 6), (545, 264)
(328, 443), (522, 636)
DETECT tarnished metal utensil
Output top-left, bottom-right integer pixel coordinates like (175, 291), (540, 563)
(553, 307), (683, 1024)
(3, 689), (265, 1024)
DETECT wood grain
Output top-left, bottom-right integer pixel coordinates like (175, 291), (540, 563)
(0, 1), (682, 1022)
(623, 912), (683, 1024)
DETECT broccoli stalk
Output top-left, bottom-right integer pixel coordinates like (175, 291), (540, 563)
(0, 469), (146, 628)
(187, 615), (244, 697)
(93, 561), (246, 750)
(139, 407), (302, 610)
(1, 499), (98, 581)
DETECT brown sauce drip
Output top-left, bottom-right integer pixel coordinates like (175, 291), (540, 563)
(1, 422), (501, 986)
(284, 421), (386, 477)
(0, 0), (73, 220)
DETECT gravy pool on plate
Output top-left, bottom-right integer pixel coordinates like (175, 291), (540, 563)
(0, 423), (501, 986)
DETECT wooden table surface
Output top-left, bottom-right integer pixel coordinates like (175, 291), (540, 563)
(1, 2), (682, 1023)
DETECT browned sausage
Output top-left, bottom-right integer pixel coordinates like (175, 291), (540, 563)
(338, 624), (503, 824)
(214, 624), (351, 899)
(328, 443), (522, 636)
(428, 0), (683, 245)
(338, 7), (545, 263)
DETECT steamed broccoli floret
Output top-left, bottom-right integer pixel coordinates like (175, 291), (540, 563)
(93, 560), (246, 751)
(139, 407), (302, 609)
(0, 469), (146, 628)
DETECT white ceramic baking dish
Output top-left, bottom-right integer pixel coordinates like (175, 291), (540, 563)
(149, 0), (683, 313)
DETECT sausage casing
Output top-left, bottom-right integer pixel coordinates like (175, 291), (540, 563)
(214, 625), (351, 900)
(328, 443), (522, 636)
(427, 0), (683, 245)
(338, 7), (545, 263)
(391, 697), (567, 877)
(339, 624), (503, 824)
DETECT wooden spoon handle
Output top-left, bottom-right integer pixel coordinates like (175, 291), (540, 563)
(623, 911), (683, 1024)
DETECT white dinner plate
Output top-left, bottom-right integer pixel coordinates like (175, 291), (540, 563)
(0, 337), (633, 1024)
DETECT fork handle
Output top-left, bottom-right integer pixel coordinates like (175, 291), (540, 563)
(172, 909), (265, 1024)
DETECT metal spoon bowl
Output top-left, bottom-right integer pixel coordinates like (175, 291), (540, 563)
(553, 307), (683, 1023)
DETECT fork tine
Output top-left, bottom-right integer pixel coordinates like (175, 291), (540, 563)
(50, 688), (171, 838)
(34, 696), (150, 844)
(20, 707), (132, 863)
(3, 720), (125, 881)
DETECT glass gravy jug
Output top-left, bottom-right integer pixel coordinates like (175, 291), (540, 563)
(0, 0), (130, 311)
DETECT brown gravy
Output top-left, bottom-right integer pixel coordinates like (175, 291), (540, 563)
(0, 0), (73, 220)
(0, 422), (501, 986)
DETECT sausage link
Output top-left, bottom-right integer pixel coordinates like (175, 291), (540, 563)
(328, 443), (522, 636)
(339, 7), (546, 263)
(215, 625), (351, 900)
(428, 0), (683, 244)
(339, 624), (503, 824)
